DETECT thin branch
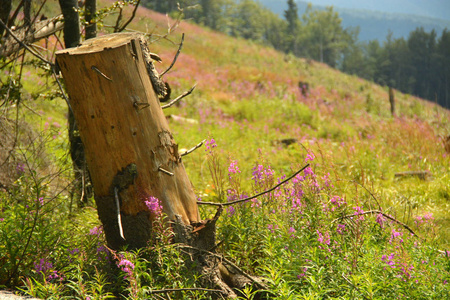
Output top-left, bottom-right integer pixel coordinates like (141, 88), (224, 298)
(51, 66), (74, 114)
(198, 164), (310, 207)
(113, 6), (123, 33)
(147, 287), (224, 295)
(118, 0), (141, 32)
(162, 84), (196, 109)
(160, 33), (184, 77)
(181, 139), (205, 157)
(332, 209), (423, 239)
(0, 18), (52, 65)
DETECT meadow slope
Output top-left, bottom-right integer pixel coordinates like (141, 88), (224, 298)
(1, 2), (450, 298)
(125, 5), (450, 244)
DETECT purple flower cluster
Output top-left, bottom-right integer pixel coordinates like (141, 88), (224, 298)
(317, 230), (330, 245)
(376, 213), (386, 228)
(228, 160), (240, 175)
(390, 228), (403, 244)
(145, 196), (163, 216)
(118, 259), (135, 277)
(336, 224), (346, 235)
(34, 258), (53, 273)
(89, 226), (103, 236)
(353, 206), (365, 221)
(414, 212), (434, 227)
(329, 196), (346, 211)
(34, 258), (60, 281)
(381, 253), (396, 268)
(205, 138), (217, 153)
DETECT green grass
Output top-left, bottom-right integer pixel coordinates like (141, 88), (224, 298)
(0, 0), (449, 298)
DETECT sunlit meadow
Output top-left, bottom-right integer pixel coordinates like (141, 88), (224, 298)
(0, 1), (449, 298)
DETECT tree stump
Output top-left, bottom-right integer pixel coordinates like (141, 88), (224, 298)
(55, 33), (200, 249)
(56, 33), (266, 298)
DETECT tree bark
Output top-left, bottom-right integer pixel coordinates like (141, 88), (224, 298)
(84, 0), (97, 39)
(58, 0), (79, 48)
(55, 33), (200, 249)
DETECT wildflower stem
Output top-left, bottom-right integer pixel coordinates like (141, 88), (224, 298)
(198, 164), (310, 207)
(332, 209), (423, 239)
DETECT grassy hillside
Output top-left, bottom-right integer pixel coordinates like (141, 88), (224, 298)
(1, 1), (450, 298)
(132, 8), (450, 240)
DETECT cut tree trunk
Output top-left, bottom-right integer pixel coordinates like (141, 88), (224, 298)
(55, 33), (200, 249)
(55, 33), (265, 298)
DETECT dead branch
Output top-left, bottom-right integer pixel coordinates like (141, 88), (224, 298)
(161, 84), (196, 109)
(181, 139), (205, 157)
(113, 6), (123, 33)
(160, 33), (184, 77)
(332, 209), (423, 239)
(198, 164), (310, 207)
(118, 0), (141, 32)
(0, 15), (63, 58)
(148, 287), (224, 295)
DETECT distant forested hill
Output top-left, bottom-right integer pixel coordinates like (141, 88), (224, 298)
(260, 0), (450, 41)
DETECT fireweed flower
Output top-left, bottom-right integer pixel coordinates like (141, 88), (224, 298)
(89, 226), (103, 236)
(390, 228), (403, 244)
(353, 206), (365, 221)
(228, 160), (240, 175)
(118, 259), (135, 277)
(37, 197), (44, 206)
(145, 196), (163, 216)
(414, 212), (434, 227)
(336, 224), (346, 235)
(330, 196), (346, 211)
(305, 153), (315, 162)
(317, 230), (330, 245)
(34, 258), (53, 273)
(205, 138), (217, 153)
(376, 213), (386, 228)
(227, 206), (235, 217)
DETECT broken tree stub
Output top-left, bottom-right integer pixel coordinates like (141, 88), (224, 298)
(55, 33), (200, 249)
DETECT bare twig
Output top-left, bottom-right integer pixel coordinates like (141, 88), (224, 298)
(332, 209), (422, 239)
(162, 84), (196, 109)
(160, 33), (184, 77)
(51, 66), (74, 114)
(158, 167), (174, 176)
(198, 164), (310, 207)
(91, 66), (113, 81)
(118, 0), (141, 32)
(148, 287), (224, 295)
(180, 139), (205, 157)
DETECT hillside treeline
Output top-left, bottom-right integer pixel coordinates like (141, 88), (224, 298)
(143, 0), (450, 109)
